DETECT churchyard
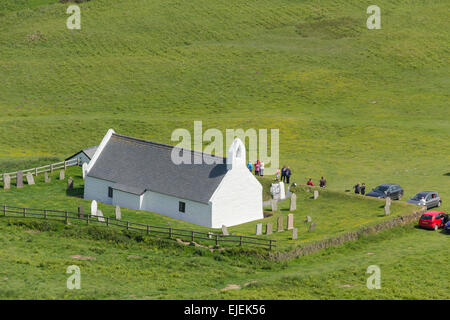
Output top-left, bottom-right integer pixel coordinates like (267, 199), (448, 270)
(0, 165), (420, 252)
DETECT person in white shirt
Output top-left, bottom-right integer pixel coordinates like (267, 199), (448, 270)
(260, 161), (264, 176)
(419, 197), (426, 207)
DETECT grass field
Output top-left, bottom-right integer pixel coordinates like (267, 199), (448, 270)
(0, 0), (448, 299)
(0, 217), (447, 299)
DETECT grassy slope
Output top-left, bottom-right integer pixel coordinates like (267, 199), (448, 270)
(0, 217), (448, 299)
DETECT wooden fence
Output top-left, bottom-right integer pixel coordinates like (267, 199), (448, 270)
(0, 158), (79, 182)
(0, 205), (276, 250)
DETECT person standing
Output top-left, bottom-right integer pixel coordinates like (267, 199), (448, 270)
(361, 183), (366, 195)
(260, 161), (264, 176)
(286, 167), (292, 184)
(281, 166), (287, 183)
(307, 178), (314, 186)
(247, 161), (253, 172)
(353, 182), (361, 194)
(276, 168), (281, 181)
(319, 176), (327, 188)
(254, 161), (260, 176)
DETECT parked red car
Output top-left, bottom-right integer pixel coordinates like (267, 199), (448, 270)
(418, 211), (449, 230)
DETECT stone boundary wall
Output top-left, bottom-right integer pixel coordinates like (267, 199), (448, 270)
(270, 208), (426, 261)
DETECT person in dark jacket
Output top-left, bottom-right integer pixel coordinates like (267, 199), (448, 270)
(281, 166), (287, 183)
(354, 182), (361, 194)
(285, 167), (292, 184)
(319, 176), (326, 188)
(361, 183), (366, 195)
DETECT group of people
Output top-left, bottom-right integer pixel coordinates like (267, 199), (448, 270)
(306, 176), (327, 188)
(247, 160), (265, 176)
(353, 182), (366, 195)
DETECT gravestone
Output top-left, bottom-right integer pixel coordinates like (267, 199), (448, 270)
(266, 223), (273, 235)
(207, 232), (213, 239)
(67, 177), (74, 190)
(287, 214), (294, 230)
(78, 205), (84, 219)
(3, 174), (10, 190)
(115, 205), (121, 220)
(270, 182), (286, 200)
(221, 225), (229, 236)
(26, 173), (35, 185)
(305, 216), (312, 223)
(44, 172), (50, 183)
(271, 200), (277, 212)
(97, 210), (105, 222)
(59, 170), (65, 180)
(16, 171), (23, 188)
(256, 223), (262, 236)
(82, 162), (88, 179)
(292, 228), (298, 240)
(314, 190), (319, 200)
(91, 200), (98, 216)
(384, 197), (391, 215)
(308, 222), (316, 232)
(289, 193), (297, 211)
(277, 215), (284, 232)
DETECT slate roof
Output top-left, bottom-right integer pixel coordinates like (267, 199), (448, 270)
(65, 145), (98, 161)
(87, 134), (228, 204)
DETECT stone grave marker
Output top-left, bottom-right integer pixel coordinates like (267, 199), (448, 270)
(277, 215), (284, 232)
(384, 204), (390, 215)
(271, 200), (277, 212)
(82, 162), (88, 179)
(97, 210), (105, 222)
(266, 223), (273, 235)
(385, 197), (391, 207)
(59, 170), (65, 180)
(67, 177), (74, 190)
(78, 205), (84, 219)
(91, 200), (98, 216)
(256, 223), (262, 236)
(3, 174), (10, 190)
(16, 171), (23, 188)
(308, 222), (316, 232)
(289, 193), (297, 211)
(287, 213), (294, 230)
(115, 205), (121, 220)
(208, 232), (213, 239)
(44, 172), (51, 183)
(292, 228), (298, 240)
(221, 225), (229, 236)
(314, 190), (319, 200)
(26, 172), (35, 185)
(305, 216), (312, 223)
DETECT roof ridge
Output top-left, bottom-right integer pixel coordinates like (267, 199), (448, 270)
(111, 133), (226, 161)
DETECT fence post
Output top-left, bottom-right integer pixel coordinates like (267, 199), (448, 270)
(87, 214), (89, 225)
(65, 211), (68, 225)
(50, 164), (53, 172)
(23, 208), (26, 217)
(269, 240), (273, 251)
(126, 221), (129, 230)
(106, 217), (109, 227)
(3, 205), (6, 216)
(169, 228), (172, 239)
(215, 234), (219, 247)
(77, 158), (80, 166)
(64, 161), (67, 170)
(191, 231), (194, 242)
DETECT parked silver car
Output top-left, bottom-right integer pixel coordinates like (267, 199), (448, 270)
(407, 191), (442, 209)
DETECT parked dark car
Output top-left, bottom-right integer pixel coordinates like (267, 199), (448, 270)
(407, 191), (442, 209)
(366, 184), (404, 200)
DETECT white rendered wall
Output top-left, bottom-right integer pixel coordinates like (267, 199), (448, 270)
(83, 176), (113, 205)
(112, 189), (142, 211)
(210, 166), (263, 228)
(141, 190), (212, 227)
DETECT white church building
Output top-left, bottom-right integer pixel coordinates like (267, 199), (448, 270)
(83, 129), (263, 228)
